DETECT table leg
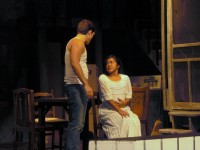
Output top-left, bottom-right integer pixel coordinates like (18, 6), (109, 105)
(38, 105), (45, 150)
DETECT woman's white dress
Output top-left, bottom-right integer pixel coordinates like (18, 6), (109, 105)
(99, 74), (141, 139)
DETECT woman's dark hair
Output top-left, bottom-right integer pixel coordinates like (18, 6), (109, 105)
(104, 55), (124, 75)
(77, 19), (96, 34)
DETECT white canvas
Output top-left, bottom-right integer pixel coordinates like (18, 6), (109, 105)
(179, 137), (193, 150)
(145, 139), (161, 150)
(162, 138), (177, 150)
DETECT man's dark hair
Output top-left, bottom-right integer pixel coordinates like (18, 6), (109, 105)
(77, 19), (96, 34)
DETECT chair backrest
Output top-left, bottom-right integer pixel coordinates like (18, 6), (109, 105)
(131, 86), (150, 121)
(34, 90), (54, 98)
(13, 88), (35, 149)
(34, 90), (54, 118)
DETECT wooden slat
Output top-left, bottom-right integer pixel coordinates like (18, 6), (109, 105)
(159, 128), (192, 134)
(169, 111), (200, 117)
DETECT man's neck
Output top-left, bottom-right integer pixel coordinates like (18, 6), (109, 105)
(76, 34), (86, 41)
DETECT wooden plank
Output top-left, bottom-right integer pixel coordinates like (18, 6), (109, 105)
(169, 111), (200, 117)
(159, 128), (192, 134)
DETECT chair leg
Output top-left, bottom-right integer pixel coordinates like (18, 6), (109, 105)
(59, 127), (63, 150)
(145, 122), (148, 136)
(52, 131), (55, 150)
(14, 132), (19, 150)
(29, 132), (34, 150)
(93, 128), (97, 140)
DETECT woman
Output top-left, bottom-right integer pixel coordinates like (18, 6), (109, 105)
(98, 55), (141, 139)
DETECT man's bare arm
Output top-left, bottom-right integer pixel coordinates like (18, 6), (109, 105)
(70, 40), (93, 98)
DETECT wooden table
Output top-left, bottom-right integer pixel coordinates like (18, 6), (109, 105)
(36, 95), (98, 150)
(35, 97), (69, 150)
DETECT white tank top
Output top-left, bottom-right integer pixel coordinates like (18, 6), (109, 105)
(64, 38), (88, 84)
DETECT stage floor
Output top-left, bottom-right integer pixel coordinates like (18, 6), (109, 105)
(89, 134), (200, 150)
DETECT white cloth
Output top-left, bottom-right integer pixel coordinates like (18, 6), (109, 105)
(99, 74), (141, 139)
(64, 37), (88, 84)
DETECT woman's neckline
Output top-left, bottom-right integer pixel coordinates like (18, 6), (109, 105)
(106, 74), (122, 82)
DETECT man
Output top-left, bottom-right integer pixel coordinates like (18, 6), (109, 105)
(64, 19), (96, 150)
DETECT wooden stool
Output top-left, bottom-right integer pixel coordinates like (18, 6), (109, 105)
(169, 111), (200, 132)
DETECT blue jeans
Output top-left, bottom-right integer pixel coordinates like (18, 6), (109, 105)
(64, 84), (88, 150)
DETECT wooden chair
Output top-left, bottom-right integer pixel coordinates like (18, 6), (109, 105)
(34, 90), (67, 150)
(13, 88), (67, 150)
(90, 96), (104, 140)
(13, 88), (43, 150)
(130, 85), (150, 136)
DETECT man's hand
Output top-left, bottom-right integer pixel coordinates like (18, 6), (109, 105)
(84, 84), (94, 99)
